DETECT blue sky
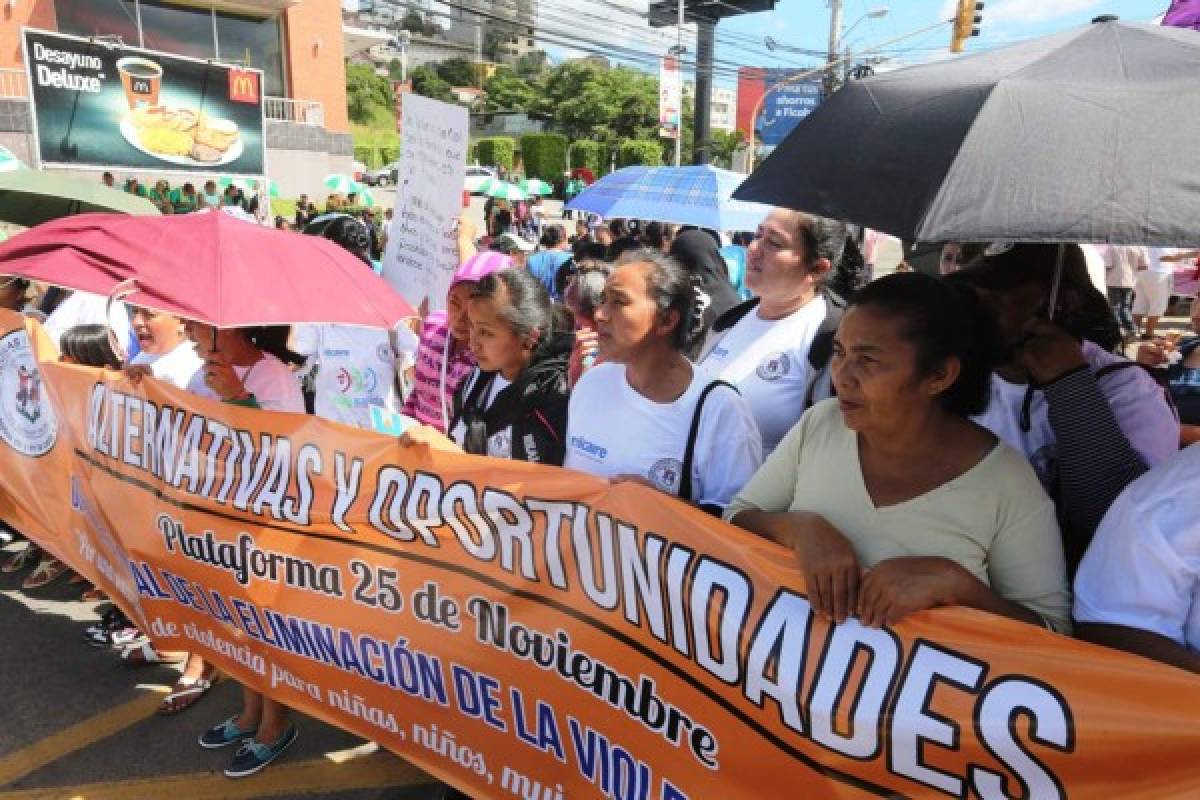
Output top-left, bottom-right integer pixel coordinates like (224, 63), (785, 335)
(541, 0), (1173, 87)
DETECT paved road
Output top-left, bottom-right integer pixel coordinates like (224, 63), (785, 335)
(0, 549), (443, 800)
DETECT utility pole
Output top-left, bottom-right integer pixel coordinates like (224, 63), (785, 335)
(693, 20), (715, 165)
(825, 0), (843, 97)
(674, 0), (684, 166)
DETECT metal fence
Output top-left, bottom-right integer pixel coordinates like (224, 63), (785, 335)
(263, 96), (325, 127)
(0, 69), (28, 100)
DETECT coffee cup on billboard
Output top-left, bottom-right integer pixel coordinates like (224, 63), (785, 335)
(116, 57), (163, 109)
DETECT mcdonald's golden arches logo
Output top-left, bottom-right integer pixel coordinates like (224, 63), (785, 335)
(228, 69), (259, 104)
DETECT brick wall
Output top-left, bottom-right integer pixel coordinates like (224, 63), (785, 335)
(284, 1), (349, 134)
(1, 0), (56, 71)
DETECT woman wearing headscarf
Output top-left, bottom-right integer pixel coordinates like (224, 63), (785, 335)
(667, 229), (741, 356)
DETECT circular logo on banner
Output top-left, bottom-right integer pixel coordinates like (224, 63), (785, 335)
(376, 342), (395, 364)
(648, 458), (684, 493)
(0, 330), (57, 457)
(756, 352), (792, 382)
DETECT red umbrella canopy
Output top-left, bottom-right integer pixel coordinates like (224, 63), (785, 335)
(0, 212), (415, 328)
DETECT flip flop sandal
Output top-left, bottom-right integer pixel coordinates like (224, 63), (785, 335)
(157, 671), (219, 715)
(2, 545), (38, 573)
(23, 557), (67, 589)
(120, 641), (184, 667)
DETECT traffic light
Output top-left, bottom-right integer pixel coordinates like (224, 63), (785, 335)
(950, 0), (984, 53)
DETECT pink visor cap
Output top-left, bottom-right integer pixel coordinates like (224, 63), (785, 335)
(451, 251), (512, 289)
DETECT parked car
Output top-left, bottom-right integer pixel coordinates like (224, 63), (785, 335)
(464, 165), (497, 194)
(352, 160), (367, 182)
(364, 162), (399, 186)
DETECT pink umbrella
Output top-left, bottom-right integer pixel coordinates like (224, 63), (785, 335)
(0, 212), (414, 328)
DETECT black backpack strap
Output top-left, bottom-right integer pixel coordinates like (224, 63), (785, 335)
(803, 289), (847, 407)
(679, 380), (739, 504)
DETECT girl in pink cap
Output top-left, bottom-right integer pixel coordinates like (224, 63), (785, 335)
(402, 251), (512, 432)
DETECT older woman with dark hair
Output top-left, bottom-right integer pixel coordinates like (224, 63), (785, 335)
(728, 273), (1070, 632)
(698, 210), (846, 454)
(952, 243), (1179, 572)
(564, 249), (761, 514)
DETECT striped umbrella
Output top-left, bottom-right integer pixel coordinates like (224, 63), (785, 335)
(479, 179), (528, 201)
(353, 184), (376, 207)
(0, 146), (24, 174)
(519, 178), (554, 196)
(323, 173), (357, 194)
(218, 176), (252, 192)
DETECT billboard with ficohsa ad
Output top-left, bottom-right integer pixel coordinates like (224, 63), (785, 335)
(21, 28), (266, 176)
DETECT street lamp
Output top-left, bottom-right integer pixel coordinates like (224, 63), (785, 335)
(842, 7), (889, 42)
(841, 8), (888, 85)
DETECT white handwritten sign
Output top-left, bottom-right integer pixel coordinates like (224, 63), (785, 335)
(382, 94), (468, 312)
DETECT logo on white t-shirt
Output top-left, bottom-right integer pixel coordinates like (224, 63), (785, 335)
(0, 330), (57, 457)
(570, 436), (607, 460)
(755, 352), (792, 382)
(648, 458), (683, 493)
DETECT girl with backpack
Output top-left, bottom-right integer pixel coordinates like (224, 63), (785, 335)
(403, 267), (571, 465)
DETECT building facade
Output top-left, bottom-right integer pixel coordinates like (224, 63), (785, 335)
(682, 82), (737, 134)
(1, 0), (356, 197)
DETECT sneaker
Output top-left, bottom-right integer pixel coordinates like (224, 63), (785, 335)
(199, 716), (259, 749)
(224, 725), (297, 778)
(109, 626), (147, 648)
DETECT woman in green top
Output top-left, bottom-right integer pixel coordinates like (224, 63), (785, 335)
(727, 272), (1071, 632)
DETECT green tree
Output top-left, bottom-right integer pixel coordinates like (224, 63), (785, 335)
(436, 58), (477, 88)
(514, 51), (549, 81)
(709, 129), (746, 169)
(409, 65), (456, 104)
(387, 58), (405, 82)
(533, 62), (656, 147)
(401, 10), (426, 33)
(483, 68), (535, 112)
(345, 63), (393, 125)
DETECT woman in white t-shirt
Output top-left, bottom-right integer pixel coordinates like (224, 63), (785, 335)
(698, 209), (839, 454)
(126, 306), (203, 389)
(564, 249), (763, 513)
(184, 322), (305, 413)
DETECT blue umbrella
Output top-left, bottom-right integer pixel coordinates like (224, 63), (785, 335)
(565, 165), (772, 232)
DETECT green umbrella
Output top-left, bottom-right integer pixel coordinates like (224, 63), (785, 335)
(353, 185), (375, 206)
(0, 170), (159, 227)
(267, 179), (281, 198)
(323, 173), (357, 194)
(218, 176), (251, 191)
(0, 146), (22, 174)
(479, 179), (528, 201)
(519, 178), (553, 196)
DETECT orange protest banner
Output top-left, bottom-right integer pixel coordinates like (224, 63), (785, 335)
(1, 311), (1199, 798)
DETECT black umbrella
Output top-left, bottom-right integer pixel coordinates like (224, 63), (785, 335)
(734, 19), (1200, 246)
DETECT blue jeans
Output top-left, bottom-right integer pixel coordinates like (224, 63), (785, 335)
(1108, 286), (1135, 335)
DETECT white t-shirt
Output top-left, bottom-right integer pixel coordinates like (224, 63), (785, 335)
(130, 341), (203, 390)
(187, 352), (305, 413)
(698, 297), (826, 454)
(1146, 246), (1178, 274)
(449, 370), (513, 458)
(1074, 444), (1200, 653)
(564, 362), (763, 509)
(43, 292), (134, 354)
(292, 324), (401, 429)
